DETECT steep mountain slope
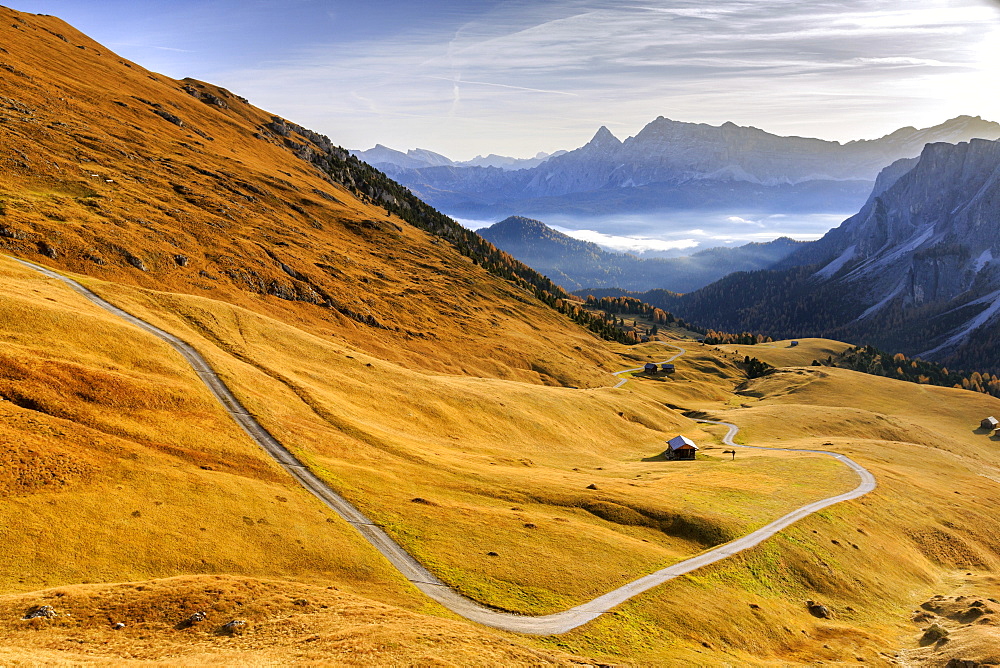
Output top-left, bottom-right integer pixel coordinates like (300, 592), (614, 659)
(0, 6), (624, 388)
(480, 215), (804, 292)
(631, 139), (1000, 372)
(379, 116), (1000, 219)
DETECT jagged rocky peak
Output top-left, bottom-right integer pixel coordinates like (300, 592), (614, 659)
(586, 125), (621, 150)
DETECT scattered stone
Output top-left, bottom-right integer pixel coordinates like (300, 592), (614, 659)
(945, 659), (980, 668)
(37, 242), (57, 259)
(920, 623), (949, 645)
(586, 483), (598, 490)
(180, 611), (207, 628)
(112, 622), (125, 630)
(486, 551), (499, 557)
(220, 619), (246, 635)
(806, 600), (831, 619)
(153, 108), (184, 127)
(292, 598), (309, 606)
(125, 254), (147, 271)
(22, 605), (57, 620)
(749, 603), (760, 610)
(524, 523), (537, 529)
(174, 254), (189, 267)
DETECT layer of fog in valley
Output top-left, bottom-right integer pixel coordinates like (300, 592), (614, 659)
(459, 210), (852, 257)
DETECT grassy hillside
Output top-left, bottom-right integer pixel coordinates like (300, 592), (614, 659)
(0, 6), (621, 388)
(3, 6), (1000, 666)
(6, 253), (1000, 664)
(714, 338), (854, 369)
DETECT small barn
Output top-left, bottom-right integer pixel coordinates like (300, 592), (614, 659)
(982, 416), (999, 431)
(643, 362), (658, 373)
(663, 435), (699, 460)
(790, 340), (800, 347)
(661, 363), (675, 374)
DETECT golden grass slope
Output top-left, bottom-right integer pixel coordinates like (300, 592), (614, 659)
(0, 258), (416, 605)
(0, 6), (619, 387)
(715, 338), (853, 368)
(0, 576), (596, 666)
(5, 254), (1000, 664)
(1, 256), (855, 615)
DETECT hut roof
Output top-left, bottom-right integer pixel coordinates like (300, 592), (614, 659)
(643, 362), (657, 369)
(666, 435), (699, 451)
(984, 416), (999, 427)
(661, 363), (675, 369)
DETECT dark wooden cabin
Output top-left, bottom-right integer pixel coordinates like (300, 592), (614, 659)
(663, 435), (699, 460)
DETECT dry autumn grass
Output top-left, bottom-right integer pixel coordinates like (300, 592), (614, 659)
(3, 6), (1000, 666)
(715, 338), (854, 369)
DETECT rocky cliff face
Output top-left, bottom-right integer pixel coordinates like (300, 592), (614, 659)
(652, 138), (1000, 370)
(802, 139), (1000, 316)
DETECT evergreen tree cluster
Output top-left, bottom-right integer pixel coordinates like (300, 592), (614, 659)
(703, 331), (774, 345)
(816, 345), (1000, 399)
(583, 296), (705, 333)
(742, 356), (774, 379)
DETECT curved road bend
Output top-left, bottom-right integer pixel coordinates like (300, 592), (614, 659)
(611, 346), (685, 388)
(11, 255), (877, 635)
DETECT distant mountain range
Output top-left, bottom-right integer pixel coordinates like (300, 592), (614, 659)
(588, 139), (1000, 372)
(479, 216), (805, 293)
(354, 116), (1000, 220)
(351, 145), (567, 172)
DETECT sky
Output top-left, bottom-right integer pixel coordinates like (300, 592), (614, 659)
(7, 0), (1000, 161)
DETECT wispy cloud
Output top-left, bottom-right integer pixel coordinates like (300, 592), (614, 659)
(213, 0), (1000, 158)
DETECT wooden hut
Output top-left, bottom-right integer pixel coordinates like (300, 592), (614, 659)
(982, 416), (999, 431)
(661, 363), (675, 374)
(643, 362), (657, 373)
(663, 435), (699, 460)
(790, 340), (799, 347)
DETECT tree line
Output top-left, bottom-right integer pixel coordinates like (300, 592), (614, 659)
(815, 345), (1000, 399)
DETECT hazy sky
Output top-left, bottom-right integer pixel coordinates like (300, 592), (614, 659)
(9, 0), (1000, 159)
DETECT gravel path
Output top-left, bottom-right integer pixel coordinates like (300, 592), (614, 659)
(11, 256), (876, 635)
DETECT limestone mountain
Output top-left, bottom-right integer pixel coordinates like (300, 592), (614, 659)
(376, 116), (1000, 219)
(479, 215), (804, 293)
(626, 139), (1000, 372)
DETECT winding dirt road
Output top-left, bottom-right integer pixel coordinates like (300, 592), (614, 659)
(11, 255), (877, 635)
(611, 348), (685, 388)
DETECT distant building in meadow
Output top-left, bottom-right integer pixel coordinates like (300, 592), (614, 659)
(663, 435), (699, 460)
(982, 416), (998, 431)
(790, 340), (799, 347)
(661, 363), (675, 374)
(643, 362), (657, 373)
